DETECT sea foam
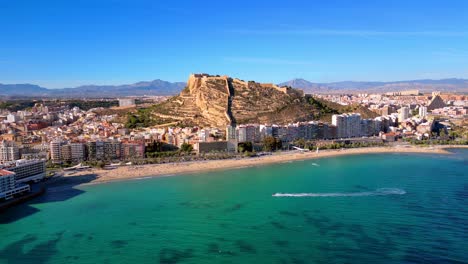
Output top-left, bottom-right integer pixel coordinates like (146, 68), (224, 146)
(272, 188), (406, 197)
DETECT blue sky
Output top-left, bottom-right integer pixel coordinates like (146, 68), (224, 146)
(1, 0), (468, 88)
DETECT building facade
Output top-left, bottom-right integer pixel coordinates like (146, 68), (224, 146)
(0, 169), (31, 200)
(332, 113), (362, 138)
(399, 107), (409, 121)
(0, 140), (20, 164)
(3, 159), (46, 183)
(121, 142), (145, 160)
(419, 106), (428, 117)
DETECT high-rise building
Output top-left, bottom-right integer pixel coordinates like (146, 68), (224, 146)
(70, 143), (86, 162)
(3, 159), (46, 183)
(328, 125), (338, 139)
(95, 141), (105, 160)
(0, 170), (15, 198)
(399, 107), (409, 121)
(236, 125), (260, 143)
(0, 169), (30, 200)
(198, 129), (210, 142)
(102, 141), (112, 160)
(50, 140), (65, 163)
(419, 106), (428, 117)
(277, 126), (289, 142)
(348, 114), (361, 137)
(6, 114), (19, 123)
(86, 141), (97, 160)
(237, 125), (247, 143)
(332, 115), (345, 138)
(271, 125), (279, 139)
(317, 123), (329, 139)
(259, 125), (273, 140)
(245, 125), (258, 143)
(287, 124), (299, 141)
(332, 113), (361, 138)
(0, 140), (20, 163)
(61, 144), (72, 162)
(359, 119), (381, 137)
(83, 141), (120, 161)
(121, 142), (145, 160)
(109, 141), (122, 160)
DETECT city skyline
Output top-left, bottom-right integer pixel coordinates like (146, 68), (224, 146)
(1, 2), (467, 263)
(2, 0), (468, 87)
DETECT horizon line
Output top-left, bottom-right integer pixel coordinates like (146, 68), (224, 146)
(2, 76), (468, 89)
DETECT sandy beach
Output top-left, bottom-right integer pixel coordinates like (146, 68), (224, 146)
(61, 145), (467, 185)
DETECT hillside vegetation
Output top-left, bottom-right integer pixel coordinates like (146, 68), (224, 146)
(126, 74), (377, 128)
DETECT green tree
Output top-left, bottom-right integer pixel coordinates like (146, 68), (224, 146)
(180, 143), (193, 153)
(262, 136), (277, 151)
(238, 142), (253, 153)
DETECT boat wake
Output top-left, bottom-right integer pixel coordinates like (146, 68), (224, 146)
(135, 176), (152, 180)
(272, 188), (406, 197)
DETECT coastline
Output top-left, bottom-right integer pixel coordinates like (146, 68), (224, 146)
(63, 145), (467, 186)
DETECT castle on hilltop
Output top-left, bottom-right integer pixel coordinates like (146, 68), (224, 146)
(189, 73), (302, 95)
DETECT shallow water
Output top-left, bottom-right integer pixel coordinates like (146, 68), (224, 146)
(1, 150), (467, 263)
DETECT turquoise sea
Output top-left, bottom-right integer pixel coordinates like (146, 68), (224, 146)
(1, 150), (467, 264)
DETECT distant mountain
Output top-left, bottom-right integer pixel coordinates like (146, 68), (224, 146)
(0, 84), (50, 96)
(0, 79), (186, 98)
(3, 78), (467, 98)
(279, 78), (468, 94)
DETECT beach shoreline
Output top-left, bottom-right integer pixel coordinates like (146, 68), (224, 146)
(59, 145), (467, 186)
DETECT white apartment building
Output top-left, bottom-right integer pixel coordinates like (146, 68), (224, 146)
(6, 114), (19, 123)
(198, 129), (210, 142)
(399, 106), (410, 121)
(50, 140), (64, 163)
(2, 159), (46, 183)
(332, 113), (362, 138)
(0, 169), (30, 200)
(419, 106), (427, 117)
(0, 140), (20, 164)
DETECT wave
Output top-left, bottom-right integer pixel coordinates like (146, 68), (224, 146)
(272, 188), (406, 197)
(311, 163), (320, 167)
(135, 176), (152, 180)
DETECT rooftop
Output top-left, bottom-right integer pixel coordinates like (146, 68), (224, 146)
(0, 169), (15, 176)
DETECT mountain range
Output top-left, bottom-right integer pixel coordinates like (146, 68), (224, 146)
(1, 78), (467, 98)
(279, 78), (468, 94)
(0, 80), (186, 98)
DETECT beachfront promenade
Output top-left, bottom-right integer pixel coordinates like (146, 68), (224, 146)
(63, 145), (466, 185)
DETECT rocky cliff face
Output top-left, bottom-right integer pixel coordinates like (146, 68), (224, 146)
(151, 74), (315, 128)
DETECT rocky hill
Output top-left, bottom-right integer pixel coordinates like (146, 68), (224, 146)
(147, 74), (377, 128)
(149, 74), (316, 127)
